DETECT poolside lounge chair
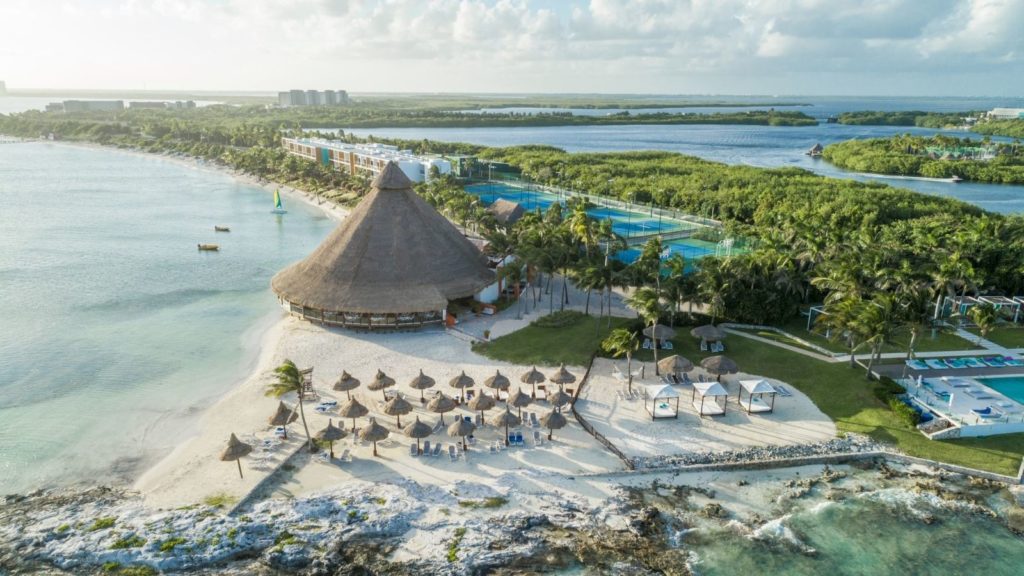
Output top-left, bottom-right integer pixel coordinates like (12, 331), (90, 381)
(965, 389), (994, 400)
(1004, 357), (1024, 367)
(448, 445), (457, 460)
(963, 357), (987, 369)
(905, 359), (930, 371)
(924, 359), (949, 370)
(983, 357), (1007, 368)
(433, 443), (442, 457)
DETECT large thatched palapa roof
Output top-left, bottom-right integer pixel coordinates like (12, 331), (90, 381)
(271, 162), (494, 317)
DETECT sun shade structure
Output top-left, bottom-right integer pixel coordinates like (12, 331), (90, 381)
(547, 386), (573, 409)
(403, 416), (433, 454)
(700, 356), (739, 381)
(483, 370), (511, 392)
(738, 379), (778, 414)
(490, 407), (521, 446)
(691, 324), (726, 342)
(487, 198), (525, 227)
(548, 364), (576, 385)
(643, 324), (677, 340)
(271, 161), (495, 329)
(269, 401), (298, 428)
(521, 366), (546, 398)
(333, 371), (361, 400)
(692, 381), (729, 417)
(338, 397), (369, 432)
(358, 417), (390, 457)
(367, 369), (396, 401)
(427, 393), (457, 425)
(540, 410), (568, 441)
(467, 391), (496, 422)
(508, 388), (532, 418)
(643, 383), (681, 419)
(449, 371), (475, 391)
(315, 419), (348, 459)
(384, 394), (414, 427)
(447, 417), (476, 451)
(408, 369), (436, 403)
(220, 433), (253, 479)
(658, 355), (694, 375)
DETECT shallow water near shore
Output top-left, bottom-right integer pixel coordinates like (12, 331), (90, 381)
(0, 143), (335, 493)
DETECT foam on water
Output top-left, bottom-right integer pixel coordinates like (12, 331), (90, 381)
(0, 143), (335, 493)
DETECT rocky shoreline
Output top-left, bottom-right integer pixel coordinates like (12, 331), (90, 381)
(3, 458), (1022, 576)
(631, 434), (883, 469)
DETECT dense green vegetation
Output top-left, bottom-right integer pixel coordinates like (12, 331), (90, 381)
(973, 119), (1024, 139)
(823, 134), (1024, 183)
(836, 110), (975, 128)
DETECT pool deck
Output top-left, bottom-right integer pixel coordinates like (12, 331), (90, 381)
(902, 375), (1024, 436)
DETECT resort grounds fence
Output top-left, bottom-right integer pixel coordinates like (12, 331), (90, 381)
(570, 353), (637, 470)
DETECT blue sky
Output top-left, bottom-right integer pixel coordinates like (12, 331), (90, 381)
(1, 0), (1022, 95)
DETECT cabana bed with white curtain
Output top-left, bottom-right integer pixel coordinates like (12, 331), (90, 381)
(737, 379), (777, 414)
(643, 383), (680, 419)
(692, 381), (728, 416)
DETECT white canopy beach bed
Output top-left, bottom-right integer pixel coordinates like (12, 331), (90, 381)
(643, 383), (681, 419)
(692, 381), (728, 416)
(737, 379), (777, 414)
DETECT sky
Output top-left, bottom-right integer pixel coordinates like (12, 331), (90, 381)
(1, 0), (1022, 96)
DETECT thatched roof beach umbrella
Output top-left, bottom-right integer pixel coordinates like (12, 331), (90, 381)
(490, 407), (521, 446)
(508, 388), (532, 419)
(448, 417), (476, 451)
(467, 391), (496, 423)
(548, 364), (576, 385)
(700, 355), (739, 382)
(403, 416), (432, 454)
(483, 370), (511, 394)
(384, 393), (414, 428)
(315, 419), (347, 459)
(547, 386), (573, 410)
(643, 324), (677, 341)
(408, 369), (436, 403)
(358, 417), (390, 457)
(658, 355), (694, 376)
(338, 397), (369, 432)
(691, 324), (726, 342)
(427, 392), (457, 425)
(220, 433), (253, 479)
(449, 371), (475, 398)
(540, 410), (568, 441)
(333, 371), (360, 400)
(521, 366), (545, 398)
(367, 369), (396, 401)
(268, 401), (298, 438)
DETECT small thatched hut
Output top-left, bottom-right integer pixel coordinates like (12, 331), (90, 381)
(271, 162), (495, 329)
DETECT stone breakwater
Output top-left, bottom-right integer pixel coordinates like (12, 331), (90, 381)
(632, 434), (884, 469)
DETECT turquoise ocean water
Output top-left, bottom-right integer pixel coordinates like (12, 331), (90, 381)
(0, 143), (334, 493)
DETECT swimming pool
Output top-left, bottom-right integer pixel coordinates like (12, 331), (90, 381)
(974, 376), (1024, 404)
(465, 182), (718, 264)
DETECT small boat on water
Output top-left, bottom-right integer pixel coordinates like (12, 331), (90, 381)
(214, 226), (230, 232)
(198, 243), (220, 251)
(805, 143), (824, 157)
(271, 189), (288, 214)
(857, 173), (963, 184)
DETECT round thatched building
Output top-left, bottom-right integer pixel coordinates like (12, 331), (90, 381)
(271, 161), (495, 329)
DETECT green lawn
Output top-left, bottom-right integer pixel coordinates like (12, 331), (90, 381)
(479, 314), (1024, 475)
(965, 326), (1024, 349)
(473, 313), (633, 366)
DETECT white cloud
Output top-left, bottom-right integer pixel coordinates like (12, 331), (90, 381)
(0, 0), (1021, 94)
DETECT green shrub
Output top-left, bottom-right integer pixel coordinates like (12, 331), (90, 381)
(110, 535), (146, 549)
(202, 492), (237, 508)
(457, 497), (508, 509)
(55, 524), (71, 534)
(118, 567), (157, 576)
(889, 397), (922, 427)
(158, 536), (187, 553)
(102, 562), (121, 572)
(447, 527), (467, 563)
(87, 517), (116, 532)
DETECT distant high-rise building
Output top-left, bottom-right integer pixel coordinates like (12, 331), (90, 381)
(61, 100), (124, 112)
(277, 89), (349, 107)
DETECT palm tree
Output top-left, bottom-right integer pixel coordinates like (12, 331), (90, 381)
(266, 359), (315, 452)
(626, 286), (664, 374)
(968, 303), (1000, 343)
(816, 297), (865, 368)
(853, 295), (902, 379)
(602, 328), (640, 393)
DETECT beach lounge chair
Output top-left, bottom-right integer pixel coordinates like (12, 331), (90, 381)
(432, 443), (442, 457)
(448, 445), (457, 460)
(698, 374), (707, 383)
(531, 413), (539, 427)
(616, 390), (625, 400)
(489, 444), (497, 453)
(663, 340), (674, 351)
(700, 340), (708, 352)
(774, 385), (793, 397)
(515, 431), (524, 446)
(533, 430), (542, 446)
(682, 373), (693, 385)
(643, 338), (653, 350)
(424, 440), (431, 455)
(508, 433), (516, 446)
(495, 440), (503, 451)
(410, 443), (418, 457)
(340, 449), (351, 462)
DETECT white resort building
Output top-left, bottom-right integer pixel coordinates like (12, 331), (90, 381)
(281, 137), (451, 183)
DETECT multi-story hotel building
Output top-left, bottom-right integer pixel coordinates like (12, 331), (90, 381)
(281, 137), (451, 183)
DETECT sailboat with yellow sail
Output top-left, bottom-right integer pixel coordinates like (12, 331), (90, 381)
(271, 189), (288, 214)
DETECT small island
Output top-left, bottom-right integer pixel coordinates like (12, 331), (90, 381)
(823, 134), (1024, 184)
